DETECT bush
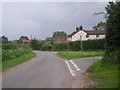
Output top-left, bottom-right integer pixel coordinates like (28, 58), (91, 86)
(101, 49), (119, 65)
(34, 42), (43, 50)
(41, 43), (53, 51)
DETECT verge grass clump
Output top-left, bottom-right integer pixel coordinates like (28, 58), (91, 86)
(88, 60), (118, 88)
(56, 51), (104, 59)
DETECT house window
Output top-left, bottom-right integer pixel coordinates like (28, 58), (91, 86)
(86, 35), (89, 38)
(96, 35), (99, 37)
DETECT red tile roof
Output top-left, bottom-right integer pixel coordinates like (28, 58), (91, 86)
(84, 30), (105, 35)
(67, 30), (105, 37)
(54, 38), (66, 43)
(22, 40), (31, 43)
(46, 41), (51, 43)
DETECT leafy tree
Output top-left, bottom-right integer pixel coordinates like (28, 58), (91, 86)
(45, 37), (53, 41)
(105, 2), (120, 53)
(18, 36), (29, 43)
(52, 31), (67, 41)
(1, 36), (8, 43)
(102, 2), (120, 64)
(93, 22), (106, 30)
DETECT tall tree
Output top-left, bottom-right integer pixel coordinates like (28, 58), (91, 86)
(103, 2), (120, 64)
(93, 22), (106, 30)
(52, 31), (67, 41)
(45, 37), (53, 41)
(1, 36), (8, 43)
(105, 2), (120, 53)
(18, 36), (29, 43)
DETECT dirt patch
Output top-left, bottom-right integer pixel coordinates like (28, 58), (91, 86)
(71, 72), (91, 88)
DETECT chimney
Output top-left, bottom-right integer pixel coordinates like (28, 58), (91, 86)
(76, 27), (79, 31)
(79, 25), (83, 30)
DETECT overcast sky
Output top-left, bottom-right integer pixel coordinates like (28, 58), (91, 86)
(2, 2), (108, 40)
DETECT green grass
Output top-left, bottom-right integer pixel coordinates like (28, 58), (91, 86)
(56, 51), (104, 59)
(2, 52), (36, 72)
(88, 61), (118, 88)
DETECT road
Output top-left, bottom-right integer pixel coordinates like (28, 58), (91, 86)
(2, 51), (102, 88)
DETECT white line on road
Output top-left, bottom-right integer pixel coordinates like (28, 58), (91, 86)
(69, 60), (81, 71)
(65, 61), (76, 76)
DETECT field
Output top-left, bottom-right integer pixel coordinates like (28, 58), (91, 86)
(56, 51), (104, 59)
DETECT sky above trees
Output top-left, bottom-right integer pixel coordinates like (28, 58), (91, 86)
(2, 2), (107, 40)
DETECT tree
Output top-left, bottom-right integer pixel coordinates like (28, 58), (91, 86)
(30, 38), (37, 50)
(45, 37), (53, 41)
(105, 2), (120, 53)
(93, 22), (106, 30)
(18, 36), (29, 43)
(102, 2), (120, 64)
(1, 36), (8, 43)
(52, 31), (67, 41)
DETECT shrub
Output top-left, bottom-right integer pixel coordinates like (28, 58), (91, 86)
(101, 49), (119, 65)
(41, 43), (53, 51)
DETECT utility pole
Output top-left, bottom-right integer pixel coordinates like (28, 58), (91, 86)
(80, 35), (82, 55)
(66, 36), (70, 51)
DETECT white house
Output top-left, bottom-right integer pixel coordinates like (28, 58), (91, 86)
(67, 26), (105, 41)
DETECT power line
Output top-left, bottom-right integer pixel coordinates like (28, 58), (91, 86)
(51, 2), (87, 31)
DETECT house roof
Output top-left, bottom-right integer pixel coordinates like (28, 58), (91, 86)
(46, 41), (51, 43)
(54, 38), (66, 43)
(22, 40), (31, 43)
(67, 30), (105, 37)
(22, 40), (42, 43)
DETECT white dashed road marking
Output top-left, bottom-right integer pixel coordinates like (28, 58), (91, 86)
(65, 61), (76, 76)
(69, 60), (81, 71)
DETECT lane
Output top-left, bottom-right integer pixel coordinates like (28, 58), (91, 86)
(2, 51), (71, 88)
(70, 56), (102, 72)
(2, 51), (102, 88)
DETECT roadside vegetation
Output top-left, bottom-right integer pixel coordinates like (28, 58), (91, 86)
(56, 51), (104, 59)
(2, 44), (36, 72)
(88, 61), (118, 88)
(2, 52), (36, 72)
(87, 2), (119, 88)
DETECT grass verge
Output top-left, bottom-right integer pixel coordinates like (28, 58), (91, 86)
(56, 51), (104, 59)
(2, 52), (36, 72)
(88, 60), (118, 88)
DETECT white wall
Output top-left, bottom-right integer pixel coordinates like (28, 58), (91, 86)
(72, 31), (87, 41)
(68, 30), (105, 41)
(68, 37), (72, 41)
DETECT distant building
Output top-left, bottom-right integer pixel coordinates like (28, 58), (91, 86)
(54, 38), (66, 43)
(22, 40), (42, 45)
(46, 41), (51, 44)
(67, 26), (105, 41)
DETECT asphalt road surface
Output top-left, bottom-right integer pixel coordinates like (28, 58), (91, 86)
(2, 51), (102, 88)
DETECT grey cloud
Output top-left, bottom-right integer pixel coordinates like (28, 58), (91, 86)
(2, 2), (107, 40)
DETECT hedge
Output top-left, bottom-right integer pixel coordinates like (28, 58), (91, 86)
(53, 42), (67, 51)
(2, 43), (22, 50)
(53, 39), (105, 51)
(41, 43), (53, 51)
